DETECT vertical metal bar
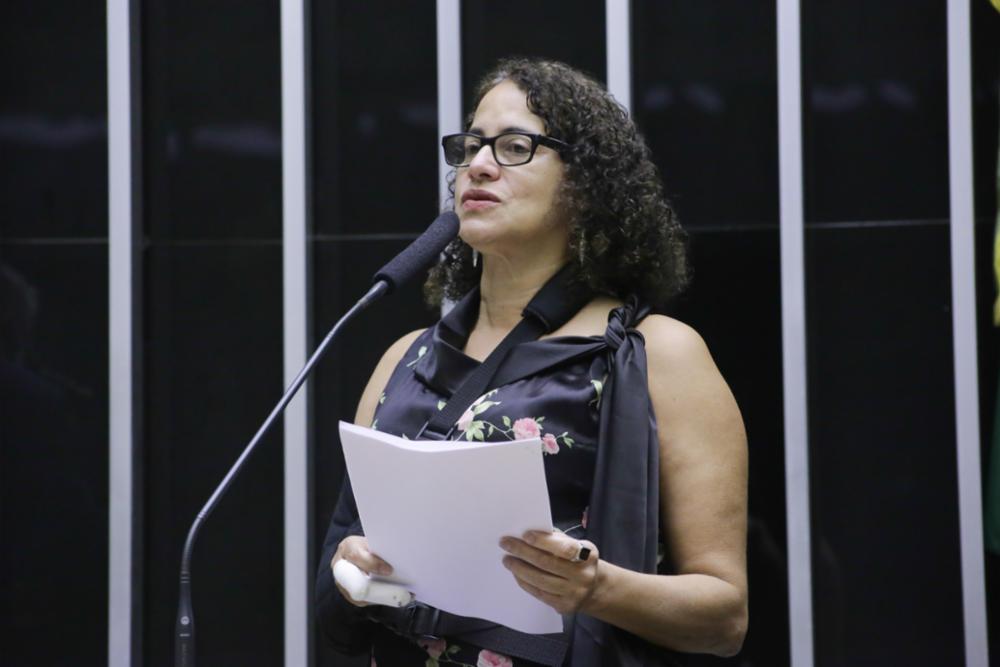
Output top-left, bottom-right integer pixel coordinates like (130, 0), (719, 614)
(605, 0), (632, 113)
(437, 0), (462, 210)
(947, 1), (989, 664)
(108, 0), (140, 664)
(777, 1), (814, 666)
(281, 0), (311, 664)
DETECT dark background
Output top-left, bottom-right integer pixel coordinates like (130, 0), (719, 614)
(1, 1), (998, 666)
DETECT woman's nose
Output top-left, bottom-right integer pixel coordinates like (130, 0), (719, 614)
(467, 144), (500, 180)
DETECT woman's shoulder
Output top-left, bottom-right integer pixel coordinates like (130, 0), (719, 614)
(355, 328), (428, 426)
(380, 328), (429, 370)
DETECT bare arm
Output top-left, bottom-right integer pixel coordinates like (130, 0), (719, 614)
(501, 316), (748, 656)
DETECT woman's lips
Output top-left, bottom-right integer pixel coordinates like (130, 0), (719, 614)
(462, 199), (499, 211)
(461, 189), (500, 211)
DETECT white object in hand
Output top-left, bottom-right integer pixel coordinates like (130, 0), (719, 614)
(333, 559), (413, 607)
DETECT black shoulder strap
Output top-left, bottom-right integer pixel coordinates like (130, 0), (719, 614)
(418, 264), (591, 440)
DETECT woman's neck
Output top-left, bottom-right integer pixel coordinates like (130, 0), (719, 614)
(476, 254), (566, 333)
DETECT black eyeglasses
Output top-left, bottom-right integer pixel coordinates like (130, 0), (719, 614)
(441, 132), (571, 167)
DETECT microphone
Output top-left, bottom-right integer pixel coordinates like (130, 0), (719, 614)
(175, 212), (460, 667)
(372, 211), (459, 293)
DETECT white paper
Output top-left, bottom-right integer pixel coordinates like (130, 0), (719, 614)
(338, 421), (563, 634)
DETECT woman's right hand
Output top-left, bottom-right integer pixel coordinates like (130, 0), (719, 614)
(330, 535), (394, 607)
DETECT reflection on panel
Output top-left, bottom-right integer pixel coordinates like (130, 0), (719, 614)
(461, 0), (606, 116)
(806, 223), (962, 666)
(142, 0), (282, 241)
(312, 238), (439, 666)
(675, 229), (788, 667)
(0, 243), (108, 664)
(974, 4), (1000, 658)
(632, 1), (778, 228)
(971, 0), (1000, 222)
(0, 2), (108, 239)
(801, 0), (948, 223)
(311, 0), (438, 236)
(143, 244), (284, 665)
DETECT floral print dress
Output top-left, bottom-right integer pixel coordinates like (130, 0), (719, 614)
(362, 287), (614, 667)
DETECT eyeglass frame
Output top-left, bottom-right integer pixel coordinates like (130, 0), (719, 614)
(440, 131), (572, 167)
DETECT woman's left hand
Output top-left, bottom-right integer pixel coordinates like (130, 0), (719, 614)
(499, 531), (601, 615)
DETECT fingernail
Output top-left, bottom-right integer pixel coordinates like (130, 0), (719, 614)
(498, 537), (511, 550)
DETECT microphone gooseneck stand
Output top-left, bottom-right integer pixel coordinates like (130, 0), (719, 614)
(174, 212), (459, 667)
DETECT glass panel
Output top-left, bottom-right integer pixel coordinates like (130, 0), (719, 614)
(802, 3), (963, 664)
(801, 0), (948, 224)
(311, 0), (438, 236)
(461, 0), (606, 116)
(141, 0), (284, 662)
(805, 224), (963, 666)
(0, 1), (109, 662)
(973, 0), (1000, 658)
(0, 3), (108, 239)
(632, 1), (779, 228)
(0, 243), (109, 664)
(142, 0), (282, 241)
(142, 244), (285, 665)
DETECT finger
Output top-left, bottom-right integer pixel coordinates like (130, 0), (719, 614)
(512, 575), (561, 608)
(522, 530), (595, 561)
(524, 531), (599, 563)
(503, 554), (571, 596)
(500, 537), (575, 578)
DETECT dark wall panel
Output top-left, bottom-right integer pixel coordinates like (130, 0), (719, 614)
(141, 1), (284, 664)
(461, 0), (606, 117)
(142, 0), (282, 242)
(1, 1), (109, 664)
(974, 3), (1000, 664)
(801, 0), (948, 224)
(633, 1), (778, 228)
(802, 3), (963, 665)
(806, 224), (962, 666)
(0, 245), (109, 665)
(311, 0), (438, 236)
(0, 1), (108, 239)
(143, 245), (285, 665)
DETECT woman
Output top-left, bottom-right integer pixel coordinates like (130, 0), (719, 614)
(316, 58), (748, 666)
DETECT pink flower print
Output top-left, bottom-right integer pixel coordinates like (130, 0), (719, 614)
(512, 417), (541, 440)
(477, 649), (513, 667)
(457, 406), (475, 432)
(418, 637), (447, 659)
(542, 433), (559, 455)
(582, 506), (589, 529)
(370, 658), (377, 667)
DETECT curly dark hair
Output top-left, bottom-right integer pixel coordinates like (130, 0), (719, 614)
(425, 57), (689, 310)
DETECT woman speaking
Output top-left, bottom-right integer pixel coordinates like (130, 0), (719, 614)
(316, 58), (748, 666)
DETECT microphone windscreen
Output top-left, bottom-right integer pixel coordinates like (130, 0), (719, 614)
(372, 211), (460, 293)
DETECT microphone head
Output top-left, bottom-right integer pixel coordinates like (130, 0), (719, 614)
(372, 211), (460, 293)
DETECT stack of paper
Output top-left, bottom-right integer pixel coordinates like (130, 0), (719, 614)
(339, 421), (563, 634)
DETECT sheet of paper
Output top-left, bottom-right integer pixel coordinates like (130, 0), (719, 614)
(338, 421), (563, 635)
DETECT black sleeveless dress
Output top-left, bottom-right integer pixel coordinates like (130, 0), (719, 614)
(316, 287), (678, 666)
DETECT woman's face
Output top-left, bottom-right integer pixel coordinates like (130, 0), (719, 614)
(454, 80), (568, 259)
